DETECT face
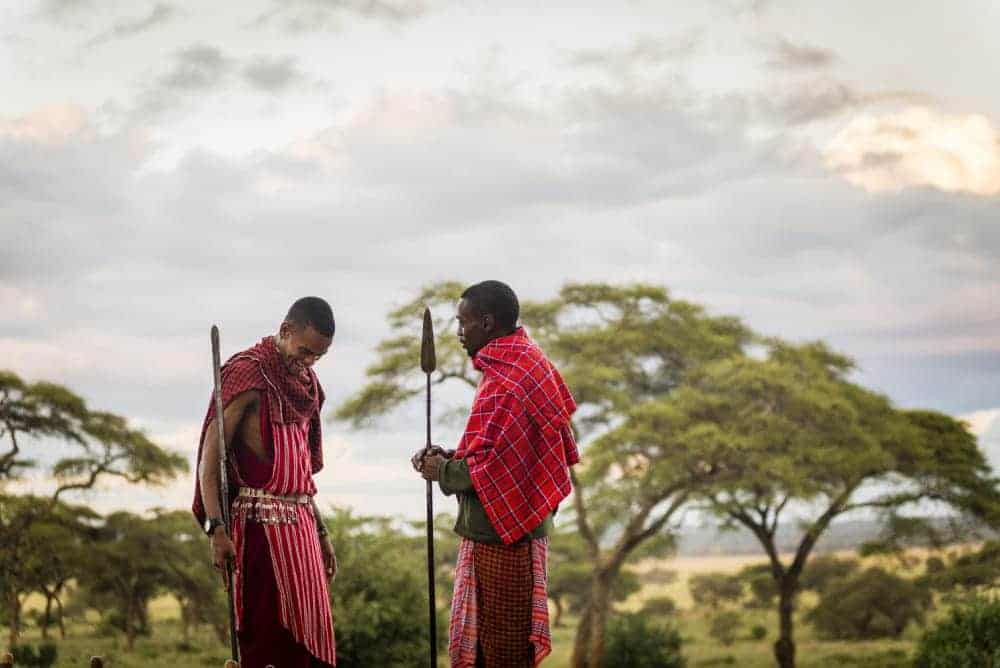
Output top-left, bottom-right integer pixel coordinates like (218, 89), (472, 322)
(456, 298), (494, 358)
(276, 322), (333, 379)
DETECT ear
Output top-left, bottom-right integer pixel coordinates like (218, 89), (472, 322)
(279, 321), (294, 339)
(481, 312), (496, 334)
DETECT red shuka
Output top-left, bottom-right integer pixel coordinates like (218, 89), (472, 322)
(455, 328), (580, 545)
(191, 337), (335, 666)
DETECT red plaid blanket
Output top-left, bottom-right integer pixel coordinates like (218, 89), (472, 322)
(455, 328), (579, 545)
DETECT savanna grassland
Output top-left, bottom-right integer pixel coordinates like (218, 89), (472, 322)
(12, 546), (965, 668)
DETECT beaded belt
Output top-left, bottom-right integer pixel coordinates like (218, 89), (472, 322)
(233, 487), (312, 525)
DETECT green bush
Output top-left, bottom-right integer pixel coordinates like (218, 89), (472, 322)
(914, 596), (1000, 667)
(10, 643), (58, 668)
(807, 567), (931, 640)
(708, 610), (742, 646)
(641, 595), (678, 617)
(602, 613), (685, 668)
(749, 624), (767, 641)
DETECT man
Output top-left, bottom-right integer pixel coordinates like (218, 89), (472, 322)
(193, 297), (337, 668)
(412, 280), (580, 667)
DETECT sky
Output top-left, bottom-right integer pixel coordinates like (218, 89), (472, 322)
(2, 0), (999, 520)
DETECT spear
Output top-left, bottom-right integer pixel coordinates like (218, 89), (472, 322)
(420, 307), (438, 667)
(211, 325), (241, 668)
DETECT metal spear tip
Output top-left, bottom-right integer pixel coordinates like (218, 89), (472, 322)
(420, 307), (437, 374)
(212, 324), (220, 347)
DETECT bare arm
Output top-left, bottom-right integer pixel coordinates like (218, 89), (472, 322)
(199, 390), (258, 523)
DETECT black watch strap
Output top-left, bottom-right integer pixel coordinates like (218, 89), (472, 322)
(204, 516), (226, 536)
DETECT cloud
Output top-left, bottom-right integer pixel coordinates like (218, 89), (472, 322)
(242, 55), (304, 93)
(0, 103), (91, 144)
(84, 3), (175, 48)
(567, 32), (703, 74)
(765, 36), (837, 70)
(825, 106), (1000, 196)
(159, 44), (232, 91)
(253, 0), (431, 33)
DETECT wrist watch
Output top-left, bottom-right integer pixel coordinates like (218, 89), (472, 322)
(204, 516), (226, 536)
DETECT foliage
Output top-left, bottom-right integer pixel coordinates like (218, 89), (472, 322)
(807, 567), (931, 640)
(601, 613), (685, 668)
(9, 642), (57, 667)
(325, 508), (446, 667)
(688, 573), (743, 610)
(640, 595), (677, 617)
(920, 541), (1000, 593)
(708, 610), (742, 646)
(736, 564), (778, 608)
(750, 624), (767, 641)
(914, 596), (1000, 668)
(799, 555), (860, 593)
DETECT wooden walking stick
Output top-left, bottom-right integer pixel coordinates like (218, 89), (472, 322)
(420, 307), (438, 667)
(211, 325), (241, 668)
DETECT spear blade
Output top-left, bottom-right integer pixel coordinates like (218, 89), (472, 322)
(421, 307), (436, 373)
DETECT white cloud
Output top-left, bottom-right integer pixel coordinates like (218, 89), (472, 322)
(0, 103), (91, 144)
(825, 107), (1000, 196)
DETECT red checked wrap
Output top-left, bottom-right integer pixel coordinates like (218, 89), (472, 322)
(454, 327), (580, 545)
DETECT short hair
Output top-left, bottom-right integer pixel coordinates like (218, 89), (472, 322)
(461, 281), (519, 330)
(285, 297), (335, 337)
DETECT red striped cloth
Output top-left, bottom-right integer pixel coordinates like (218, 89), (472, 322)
(455, 328), (580, 545)
(449, 537), (551, 667)
(232, 420), (336, 666)
(192, 336), (325, 527)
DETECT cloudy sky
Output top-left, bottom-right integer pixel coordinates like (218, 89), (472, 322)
(3, 0), (999, 519)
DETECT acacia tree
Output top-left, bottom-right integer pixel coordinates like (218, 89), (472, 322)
(656, 341), (1000, 668)
(0, 369), (187, 646)
(334, 281), (750, 667)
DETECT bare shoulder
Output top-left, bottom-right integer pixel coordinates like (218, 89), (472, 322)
(226, 389), (261, 415)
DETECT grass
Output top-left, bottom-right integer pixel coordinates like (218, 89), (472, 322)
(9, 546), (969, 667)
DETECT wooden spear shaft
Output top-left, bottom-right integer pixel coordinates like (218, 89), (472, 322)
(211, 326), (240, 668)
(421, 308), (438, 667)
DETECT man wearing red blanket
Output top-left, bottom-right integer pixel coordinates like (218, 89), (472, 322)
(413, 280), (580, 667)
(193, 297), (338, 667)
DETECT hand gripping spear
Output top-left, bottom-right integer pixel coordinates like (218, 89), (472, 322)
(420, 308), (438, 667)
(211, 325), (241, 668)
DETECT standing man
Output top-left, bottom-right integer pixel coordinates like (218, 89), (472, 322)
(412, 280), (580, 667)
(193, 297), (338, 668)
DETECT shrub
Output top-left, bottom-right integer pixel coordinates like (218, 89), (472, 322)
(800, 555), (860, 593)
(10, 643), (58, 668)
(688, 573), (743, 610)
(602, 613), (685, 668)
(641, 595), (678, 617)
(749, 624), (767, 641)
(807, 567), (931, 640)
(914, 596), (1000, 667)
(708, 610), (742, 646)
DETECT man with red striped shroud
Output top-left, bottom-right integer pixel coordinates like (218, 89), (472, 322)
(193, 297), (337, 667)
(413, 280), (580, 667)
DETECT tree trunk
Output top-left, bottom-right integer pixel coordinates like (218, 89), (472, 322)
(570, 596), (594, 668)
(773, 578), (797, 668)
(41, 594), (53, 640)
(7, 590), (20, 650)
(586, 575), (613, 664)
(570, 572), (614, 668)
(553, 597), (564, 628)
(56, 596), (66, 640)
